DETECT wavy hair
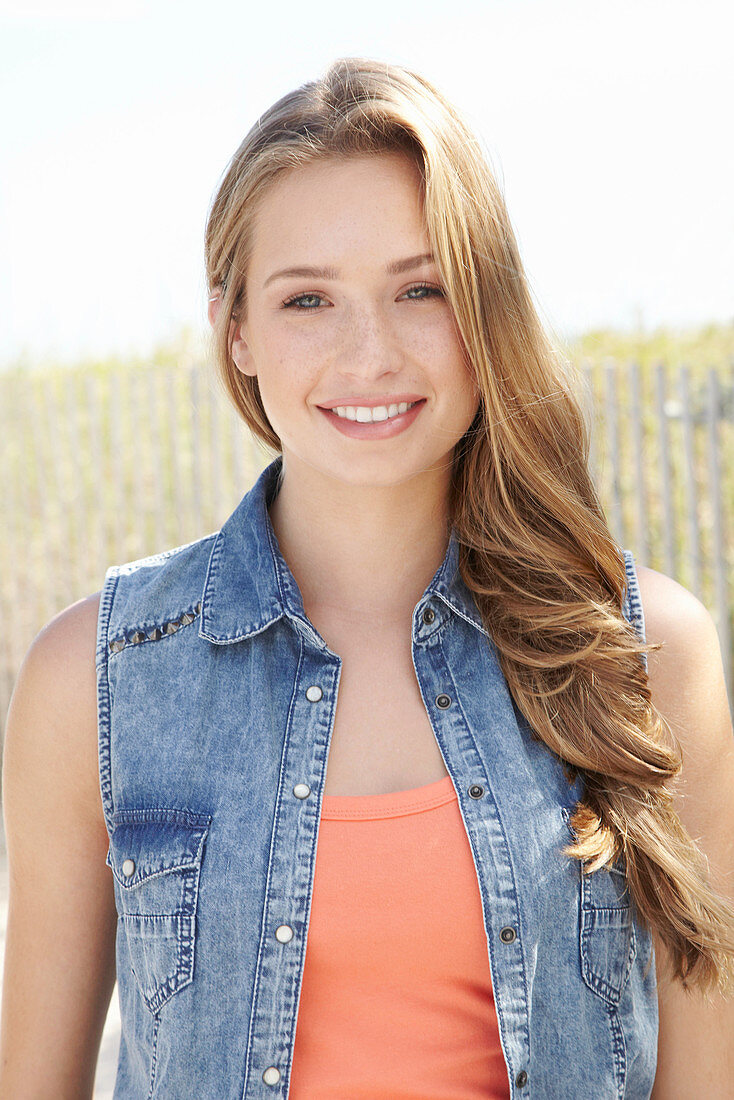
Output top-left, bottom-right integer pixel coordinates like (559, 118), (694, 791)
(204, 56), (734, 997)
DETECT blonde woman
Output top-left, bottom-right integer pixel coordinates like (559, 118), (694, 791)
(2, 57), (733, 1099)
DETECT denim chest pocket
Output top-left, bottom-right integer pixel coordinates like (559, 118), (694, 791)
(106, 808), (212, 1015)
(561, 806), (637, 1005)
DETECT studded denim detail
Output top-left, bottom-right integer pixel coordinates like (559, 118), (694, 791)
(107, 603), (201, 654)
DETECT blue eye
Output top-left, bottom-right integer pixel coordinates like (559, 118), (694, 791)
(404, 282), (444, 300)
(281, 292), (324, 310)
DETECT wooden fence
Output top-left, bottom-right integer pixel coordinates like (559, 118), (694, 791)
(582, 358), (732, 704)
(0, 357), (732, 748)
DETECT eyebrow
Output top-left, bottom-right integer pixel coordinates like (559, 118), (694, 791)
(262, 252), (436, 289)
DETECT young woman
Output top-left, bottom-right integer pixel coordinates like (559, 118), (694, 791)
(2, 57), (733, 1099)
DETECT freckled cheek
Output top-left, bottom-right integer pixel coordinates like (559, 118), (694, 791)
(257, 354), (323, 423)
(272, 328), (334, 374)
(421, 327), (476, 392)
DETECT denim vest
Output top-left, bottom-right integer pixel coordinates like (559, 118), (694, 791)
(96, 456), (658, 1099)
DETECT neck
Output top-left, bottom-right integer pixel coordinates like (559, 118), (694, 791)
(267, 453), (453, 628)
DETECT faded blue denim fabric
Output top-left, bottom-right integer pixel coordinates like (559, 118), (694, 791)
(95, 456), (658, 1099)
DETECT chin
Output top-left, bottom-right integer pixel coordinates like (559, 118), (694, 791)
(328, 457), (451, 490)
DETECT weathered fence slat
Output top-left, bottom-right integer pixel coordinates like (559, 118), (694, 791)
(654, 362), (676, 578)
(40, 374), (76, 612)
(679, 365), (702, 600)
(108, 371), (126, 562)
(604, 360), (623, 543)
(146, 367), (166, 556)
(581, 359), (596, 477)
(629, 360), (649, 566)
(706, 369), (732, 701)
(166, 369), (185, 549)
(189, 367), (203, 536)
(129, 367), (147, 562)
(85, 373), (107, 587)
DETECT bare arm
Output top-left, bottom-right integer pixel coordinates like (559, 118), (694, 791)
(637, 566), (734, 1097)
(0, 592), (118, 1099)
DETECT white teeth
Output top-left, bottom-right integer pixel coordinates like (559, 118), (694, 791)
(332, 401), (418, 422)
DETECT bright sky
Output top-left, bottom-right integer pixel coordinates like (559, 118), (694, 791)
(1, 0), (732, 368)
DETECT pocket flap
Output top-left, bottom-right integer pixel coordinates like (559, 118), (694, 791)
(106, 809), (212, 888)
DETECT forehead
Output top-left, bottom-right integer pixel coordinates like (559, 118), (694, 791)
(248, 152), (427, 268)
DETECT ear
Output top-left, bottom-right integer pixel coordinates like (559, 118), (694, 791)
(208, 290), (257, 378)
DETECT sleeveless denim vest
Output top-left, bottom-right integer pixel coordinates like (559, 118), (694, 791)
(95, 456), (658, 1099)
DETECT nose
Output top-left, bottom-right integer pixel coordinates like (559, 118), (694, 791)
(338, 304), (403, 382)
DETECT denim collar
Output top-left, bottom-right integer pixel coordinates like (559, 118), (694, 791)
(199, 456), (487, 648)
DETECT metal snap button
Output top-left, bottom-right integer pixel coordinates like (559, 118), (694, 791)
(468, 784), (485, 799)
(293, 783), (311, 799)
(263, 1066), (281, 1085)
(515, 1069), (528, 1088)
(422, 607), (436, 625)
(305, 685), (323, 702)
(435, 693), (451, 709)
(275, 924), (294, 943)
(122, 859), (135, 877)
(500, 926), (517, 943)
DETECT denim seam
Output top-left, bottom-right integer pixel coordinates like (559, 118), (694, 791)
(111, 853), (205, 887)
(607, 1002), (627, 1099)
(111, 808), (212, 826)
(146, 1011), (161, 1100)
(437, 636), (532, 1083)
(123, 880), (201, 1014)
(241, 633), (307, 1099)
(96, 568), (120, 835)
(437, 591), (490, 637)
(106, 533), (216, 581)
(283, 645), (342, 1097)
(622, 549), (648, 673)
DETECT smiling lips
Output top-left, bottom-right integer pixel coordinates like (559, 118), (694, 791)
(318, 397), (426, 438)
(333, 401), (419, 423)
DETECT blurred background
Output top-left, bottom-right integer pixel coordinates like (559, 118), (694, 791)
(1, 0), (732, 1093)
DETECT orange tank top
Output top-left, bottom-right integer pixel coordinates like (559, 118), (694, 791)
(288, 774), (511, 1099)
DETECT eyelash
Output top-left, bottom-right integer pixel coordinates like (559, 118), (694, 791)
(280, 282), (444, 310)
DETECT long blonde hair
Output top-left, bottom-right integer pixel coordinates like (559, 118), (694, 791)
(205, 56), (734, 997)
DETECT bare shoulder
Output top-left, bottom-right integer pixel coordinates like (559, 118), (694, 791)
(0, 591), (117, 1095)
(635, 563), (733, 894)
(634, 564), (729, 726)
(4, 590), (104, 830)
(33, 588), (102, 659)
(635, 563), (714, 646)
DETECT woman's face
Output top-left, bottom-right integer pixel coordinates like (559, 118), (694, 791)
(228, 151), (480, 488)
